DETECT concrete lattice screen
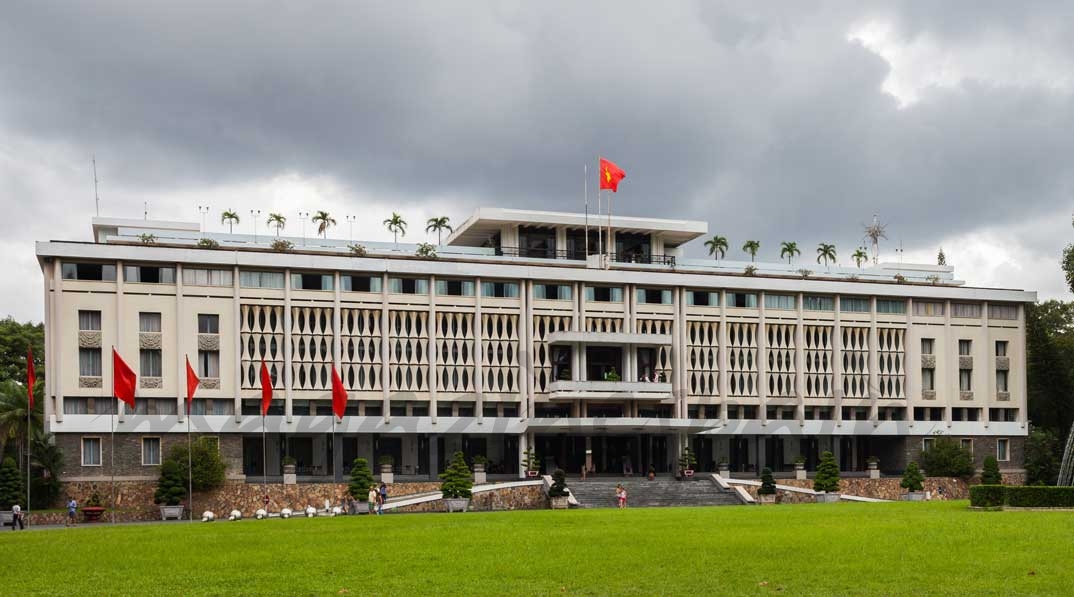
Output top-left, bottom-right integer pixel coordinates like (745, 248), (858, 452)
(1059, 421), (1074, 486)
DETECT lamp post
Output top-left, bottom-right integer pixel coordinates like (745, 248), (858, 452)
(250, 209), (261, 243)
(298, 211), (310, 247)
(197, 205), (210, 232)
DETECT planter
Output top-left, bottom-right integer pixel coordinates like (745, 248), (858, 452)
(550, 495), (570, 510)
(380, 463), (394, 484)
(717, 465), (730, 478)
(159, 505), (185, 520)
(473, 463), (486, 485)
(443, 498), (470, 513)
(868, 462), (880, 480)
(682, 469), (695, 478)
(283, 464), (297, 485)
(81, 506), (106, 522)
(758, 494), (777, 505)
(794, 463), (807, 480)
(526, 470), (539, 478)
(903, 491), (926, 502)
(814, 492), (841, 504)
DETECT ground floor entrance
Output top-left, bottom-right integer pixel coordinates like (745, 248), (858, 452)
(533, 434), (674, 476)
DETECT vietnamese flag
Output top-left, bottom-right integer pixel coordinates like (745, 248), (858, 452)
(26, 347), (35, 410)
(599, 157), (626, 192)
(185, 356), (200, 414)
(260, 361), (273, 416)
(331, 366), (347, 420)
(112, 348), (137, 408)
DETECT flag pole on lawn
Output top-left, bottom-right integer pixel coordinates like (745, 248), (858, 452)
(584, 163), (589, 258)
(185, 356), (200, 523)
(260, 361), (272, 502)
(26, 346), (35, 525)
(112, 348), (137, 526)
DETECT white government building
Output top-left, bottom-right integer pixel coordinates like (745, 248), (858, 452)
(37, 208), (1032, 482)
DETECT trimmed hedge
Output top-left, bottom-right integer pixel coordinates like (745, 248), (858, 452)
(970, 485), (1074, 508)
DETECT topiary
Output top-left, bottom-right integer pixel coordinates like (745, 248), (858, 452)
(759, 467), (777, 496)
(981, 455), (1002, 485)
(678, 448), (698, 472)
(813, 451), (840, 493)
(154, 458), (187, 506)
(548, 468), (569, 497)
(348, 458), (375, 501)
(168, 438), (226, 492)
(920, 436), (975, 479)
(0, 457), (24, 510)
(439, 451), (473, 499)
(900, 461), (925, 492)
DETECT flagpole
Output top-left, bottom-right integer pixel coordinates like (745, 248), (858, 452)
(187, 398), (193, 522)
(262, 413), (267, 495)
(26, 393), (31, 524)
(597, 157), (602, 265)
(584, 163), (589, 258)
(110, 401), (116, 525)
(607, 188), (613, 269)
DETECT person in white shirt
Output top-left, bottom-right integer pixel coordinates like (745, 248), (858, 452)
(11, 504), (24, 530)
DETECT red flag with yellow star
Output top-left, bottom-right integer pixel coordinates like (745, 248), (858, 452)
(599, 157), (626, 192)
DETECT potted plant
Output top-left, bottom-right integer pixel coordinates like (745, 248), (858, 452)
(794, 455), (807, 480)
(813, 451), (841, 503)
(548, 469), (570, 509)
(439, 451), (473, 512)
(378, 455), (395, 484)
(678, 447), (697, 478)
(348, 458), (375, 513)
(523, 448), (540, 477)
(82, 491), (106, 522)
(867, 456), (880, 479)
(758, 467), (777, 504)
(154, 459), (187, 520)
(472, 455), (488, 485)
(717, 458), (730, 478)
(604, 368), (622, 382)
(900, 461), (926, 501)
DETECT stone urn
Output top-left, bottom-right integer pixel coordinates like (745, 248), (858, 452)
(758, 494), (777, 505)
(717, 463), (730, 478)
(473, 462), (487, 485)
(283, 463), (297, 485)
(549, 495), (569, 510)
(444, 498), (470, 513)
(794, 462), (807, 480)
(159, 505), (185, 520)
(379, 463), (394, 484)
(867, 461), (880, 480)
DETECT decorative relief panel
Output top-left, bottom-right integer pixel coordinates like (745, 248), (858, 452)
(765, 324), (796, 397)
(483, 313), (519, 394)
(996, 391), (1010, 402)
(921, 354), (936, 369)
(960, 390), (974, 401)
(341, 308), (381, 392)
(140, 376), (163, 389)
(198, 334), (220, 351)
(727, 322), (758, 397)
(922, 389), (936, 400)
(841, 327), (870, 399)
(201, 378), (221, 390)
(532, 315), (571, 394)
(958, 356), (974, 369)
(292, 306), (333, 391)
(804, 325), (833, 398)
(240, 304), (284, 390)
(687, 321), (719, 396)
(139, 332), (162, 350)
(78, 376), (102, 388)
(878, 328), (905, 399)
(78, 331), (102, 349)
(995, 356), (1010, 371)
(437, 311), (475, 393)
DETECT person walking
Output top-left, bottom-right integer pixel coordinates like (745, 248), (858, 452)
(367, 486), (378, 515)
(378, 483), (388, 515)
(66, 497), (78, 527)
(615, 484), (625, 509)
(11, 504), (24, 530)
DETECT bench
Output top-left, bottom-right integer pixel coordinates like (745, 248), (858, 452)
(0, 511), (13, 527)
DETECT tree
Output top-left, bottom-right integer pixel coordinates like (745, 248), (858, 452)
(439, 451), (473, 499)
(704, 236), (728, 261)
(312, 211), (336, 238)
(348, 458), (375, 501)
(742, 240), (760, 262)
(384, 212), (407, 245)
(1026, 301), (1074, 435)
(167, 438), (225, 492)
(0, 456), (23, 509)
(266, 213), (287, 237)
(919, 436), (975, 479)
(780, 241), (800, 264)
(851, 248), (868, 268)
(981, 455), (1002, 485)
(0, 379), (44, 472)
(0, 317), (44, 386)
(30, 436), (62, 509)
(154, 458), (187, 506)
(816, 243), (836, 268)
(813, 451), (840, 493)
(1024, 428), (1061, 485)
(1063, 212), (1074, 294)
(900, 461), (925, 492)
(759, 467), (776, 496)
(220, 210), (240, 234)
(425, 217), (453, 245)
(937, 247), (946, 266)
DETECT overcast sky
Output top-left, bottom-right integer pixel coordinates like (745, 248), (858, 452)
(3, 1), (1073, 322)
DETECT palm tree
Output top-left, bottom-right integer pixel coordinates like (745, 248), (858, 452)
(220, 210), (240, 234)
(704, 235), (728, 261)
(312, 211), (336, 238)
(852, 248), (868, 268)
(425, 216), (453, 245)
(779, 241), (801, 264)
(384, 212), (407, 245)
(742, 240), (760, 262)
(816, 243), (837, 268)
(266, 213), (287, 237)
(0, 380), (44, 473)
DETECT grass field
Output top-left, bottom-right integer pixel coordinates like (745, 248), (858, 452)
(3, 501), (1072, 595)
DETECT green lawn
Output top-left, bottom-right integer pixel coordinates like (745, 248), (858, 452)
(4, 501), (1072, 595)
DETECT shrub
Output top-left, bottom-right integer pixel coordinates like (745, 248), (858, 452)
(348, 243), (367, 257)
(348, 458), (374, 501)
(1005, 486), (1074, 508)
(138, 233), (157, 245)
(894, 273), (906, 283)
(797, 268), (813, 278)
(969, 485), (1006, 508)
(196, 238), (220, 249)
(744, 265), (757, 276)
(154, 459), (187, 506)
(980, 455), (1002, 485)
(759, 467), (777, 496)
(900, 461), (925, 492)
(377, 454), (395, 467)
(86, 490), (103, 508)
(167, 438), (226, 492)
(548, 469), (569, 497)
(920, 436), (975, 479)
(415, 243), (437, 259)
(523, 448), (540, 472)
(1025, 428), (1060, 485)
(0, 456), (24, 509)
(439, 451), (473, 499)
(813, 451), (840, 493)
(472, 455), (488, 466)
(270, 239), (294, 252)
(678, 448), (697, 472)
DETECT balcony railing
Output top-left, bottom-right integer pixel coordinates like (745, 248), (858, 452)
(548, 380), (673, 400)
(495, 247), (675, 266)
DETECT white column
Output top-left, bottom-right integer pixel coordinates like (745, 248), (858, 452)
(670, 285), (681, 418)
(116, 260), (126, 423)
(333, 271), (342, 425)
(283, 268), (293, 423)
(833, 294), (843, 426)
(232, 266), (242, 422)
(758, 292), (767, 425)
(869, 296), (879, 423)
(1018, 304), (1028, 427)
(718, 290), (729, 423)
(795, 292), (805, 423)
(906, 298), (914, 427)
(381, 273), (390, 422)
(176, 264), (185, 421)
(50, 260), (63, 423)
(943, 300), (952, 426)
(429, 275), (438, 424)
(475, 277), (484, 422)
(523, 280), (533, 419)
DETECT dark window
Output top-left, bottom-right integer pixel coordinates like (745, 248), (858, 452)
(728, 292), (757, 308)
(689, 291), (714, 306)
(501, 404), (519, 417)
(410, 405), (429, 417)
(518, 226), (556, 258)
(292, 273), (333, 290)
(390, 402), (407, 417)
(62, 262), (117, 281)
(198, 314), (220, 334)
(457, 404), (475, 417)
(364, 403), (382, 417)
(437, 404), (454, 417)
(124, 265), (175, 284)
(483, 405), (499, 417)
(342, 275), (380, 293)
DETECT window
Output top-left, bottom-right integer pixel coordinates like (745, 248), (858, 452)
(436, 279), (475, 296)
(996, 370), (1008, 393)
(636, 288), (671, 304)
(534, 284), (572, 300)
(727, 292), (757, 308)
(198, 314), (219, 334)
(989, 304), (1018, 320)
(764, 294), (796, 310)
(79, 348), (102, 377)
(922, 368), (935, 391)
(876, 299), (907, 314)
(133, 399), (176, 415)
(586, 286), (623, 302)
(804, 295), (834, 311)
(686, 291), (719, 306)
(239, 271), (285, 289)
(913, 301), (944, 317)
(78, 310), (102, 331)
(198, 350), (220, 378)
(182, 268), (233, 287)
(481, 281), (519, 298)
(139, 312), (162, 333)
(960, 438), (973, 454)
(921, 338), (934, 355)
(388, 278), (429, 295)
(62, 262), (117, 281)
(995, 341), (1008, 357)
(839, 297), (869, 312)
(951, 303), (982, 318)
(142, 437), (161, 466)
(140, 349), (162, 377)
(82, 437), (102, 466)
(291, 273), (334, 291)
(959, 369), (972, 392)
(996, 439), (1009, 462)
(124, 265), (176, 284)
(990, 408), (1018, 422)
(959, 340), (972, 356)
(922, 437), (935, 452)
(342, 275), (382, 293)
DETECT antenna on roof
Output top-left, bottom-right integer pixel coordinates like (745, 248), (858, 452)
(92, 155), (100, 216)
(144, 201), (149, 220)
(863, 214), (888, 266)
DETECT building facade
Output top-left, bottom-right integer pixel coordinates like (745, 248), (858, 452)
(37, 208), (1033, 483)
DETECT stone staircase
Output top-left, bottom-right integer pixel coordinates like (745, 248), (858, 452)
(566, 477), (743, 508)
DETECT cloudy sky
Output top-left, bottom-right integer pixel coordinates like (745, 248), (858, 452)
(3, 1), (1073, 321)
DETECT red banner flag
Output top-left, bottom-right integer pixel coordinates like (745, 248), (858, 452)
(185, 356), (200, 414)
(112, 348), (137, 408)
(331, 366), (347, 420)
(599, 157), (626, 192)
(26, 347), (35, 410)
(260, 361), (273, 417)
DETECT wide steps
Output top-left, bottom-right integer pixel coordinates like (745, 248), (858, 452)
(566, 478), (741, 508)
